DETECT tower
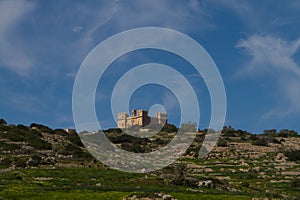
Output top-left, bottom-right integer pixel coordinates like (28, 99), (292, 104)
(131, 109), (137, 117)
(156, 112), (167, 125)
(118, 112), (128, 128)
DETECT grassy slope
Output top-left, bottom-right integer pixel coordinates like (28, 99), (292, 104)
(0, 167), (251, 200)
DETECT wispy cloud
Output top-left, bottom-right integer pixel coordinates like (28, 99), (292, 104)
(236, 35), (300, 117)
(74, 0), (214, 51)
(236, 35), (300, 75)
(210, 0), (300, 34)
(109, 0), (214, 32)
(0, 0), (214, 78)
(0, 0), (35, 76)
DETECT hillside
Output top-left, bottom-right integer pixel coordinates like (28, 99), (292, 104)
(0, 119), (300, 199)
(0, 119), (93, 169)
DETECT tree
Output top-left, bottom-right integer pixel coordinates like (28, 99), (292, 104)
(162, 123), (178, 133)
(0, 157), (12, 167)
(30, 123), (53, 133)
(278, 129), (298, 137)
(263, 129), (277, 136)
(285, 150), (300, 161)
(291, 178), (300, 188)
(173, 162), (188, 186)
(252, 138), (268, 146)
(0, 119), (7, 125)
(217, 139), (228, 147)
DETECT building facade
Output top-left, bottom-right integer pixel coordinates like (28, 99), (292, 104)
(117, 109), (167, 129)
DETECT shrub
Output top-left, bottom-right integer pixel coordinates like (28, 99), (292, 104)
(162, 123), (178, 133)
(0, 141), (20, 151)
(250, 134), (259, 140)
(30, 123), (53, 133)
(272, 138), (281, 144)
(12, 171), (23, 180)
(66, 132), (84, 147)
(54, 129), (68, 136)
(30, 129), (43, 137)
(31, 139), (52, 150)
(278, 129), (299, 137)
(241, 182), (249, 187)
(27, 155), (42, 166)
(103, 128), (122, 133)
(285, 150), (300, 161)
(0, 157), (12, 167)
(222, 126), (250, 137)
(2, 128), (24, 142)
(60, 143), (92, 159)
(0, 124), (10, 131)
(0, 119), (7, 125)
(173, 162), (188, 186)
(2, 125), (52, 150)
(17, 124), (30, 131)
(263, 129), (277, 136)
(252, 138), (268, 146)
(14, 157), (27, 168)
(291, 178), (300, 188)
(217, 139), (228, 147)
(60, 143), (81, 155)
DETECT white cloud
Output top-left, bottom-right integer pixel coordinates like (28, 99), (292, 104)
(79, 1), (119, 43)
(0, 0), (33, 33)
(0, 0), (35, 76)
(0, 1), (214, 77)
(236, 35), (300, 75)
(209, 1), (300, 33)
(280, 77), (300, 110)
(115, 1), (214, 32)
(287, 1), (300, 10)
(79, 0), (214, 40)
(236, 35), (300, 116)
(210, 0), (259, 29)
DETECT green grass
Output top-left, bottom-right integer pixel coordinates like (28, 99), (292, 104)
(172, 193), (251, 200)
(0, 190), (129, 200)
(0, 190), (253, 200)
(0, 165), (299, 199)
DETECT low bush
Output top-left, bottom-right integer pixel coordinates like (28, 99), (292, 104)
(66, 132), (84, 147)
(59, 143), (92, 159)
(30, 123), (53, 133)
(217, 139), (228, 147)
(291, 178), (300, 188)
(252, 138), (268, 146)
(162, 123), (178, 133)
(285, 150), (300, 161)
(14, 157), (27, 168)
(54, 129), (68, 136)
(0, 141), (20, 151)
(0, 118), (7, 125)
(0, 157), (12, 167)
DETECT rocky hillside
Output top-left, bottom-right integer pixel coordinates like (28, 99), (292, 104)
(1, 118), (300, 170)
(1, 119), (300, 199)
(0, 119), (92, 169)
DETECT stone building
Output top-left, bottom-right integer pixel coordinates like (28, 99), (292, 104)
(117, 109), (167, 129)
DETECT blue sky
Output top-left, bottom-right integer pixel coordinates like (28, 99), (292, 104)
(1, 0), (300, 133)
